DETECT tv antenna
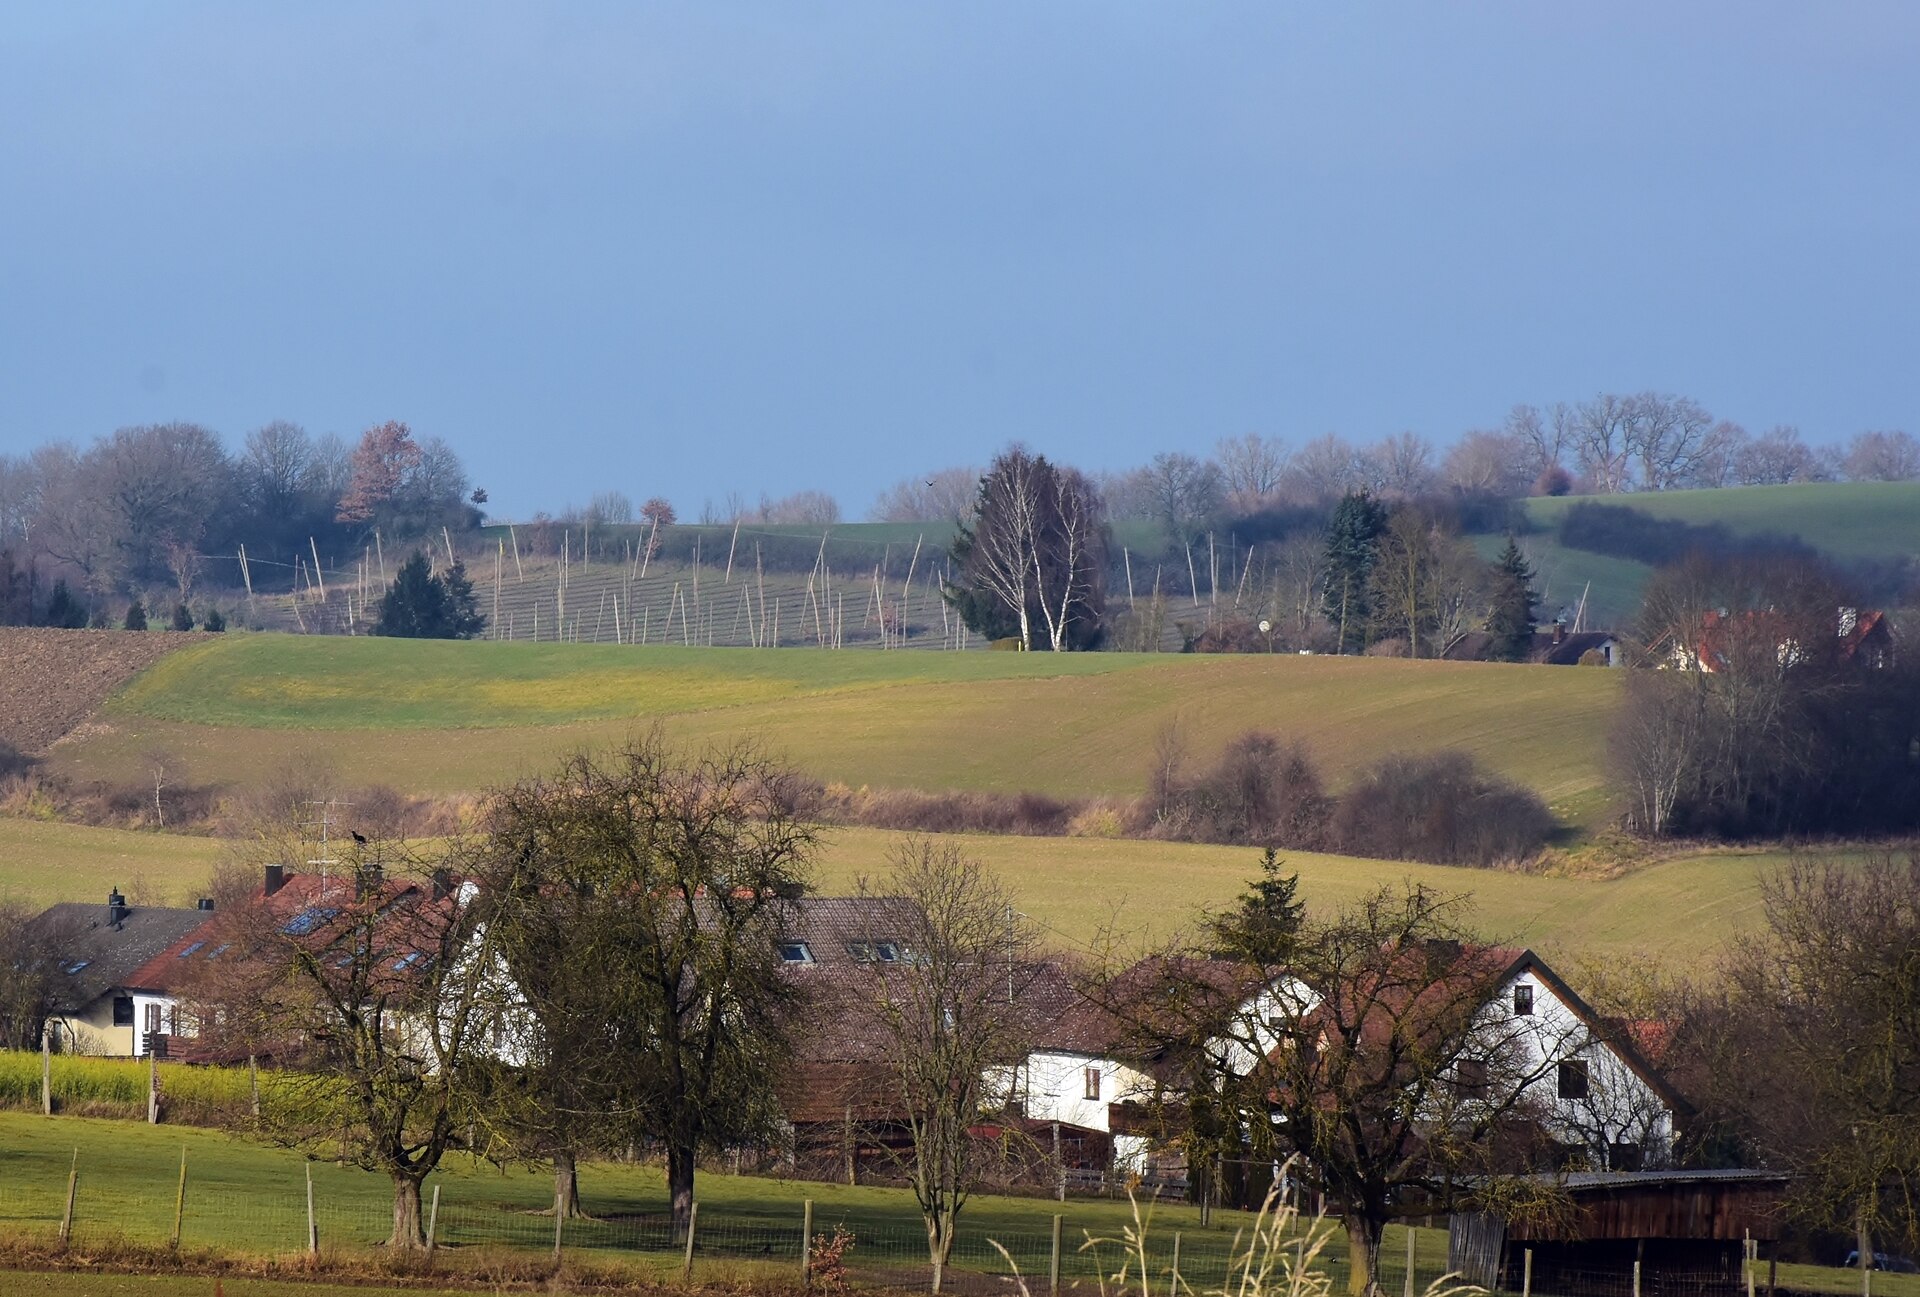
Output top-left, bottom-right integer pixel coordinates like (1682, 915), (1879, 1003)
(305, 799), (353, 887)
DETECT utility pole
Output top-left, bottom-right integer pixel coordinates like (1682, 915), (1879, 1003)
(305, 799), (352, 887)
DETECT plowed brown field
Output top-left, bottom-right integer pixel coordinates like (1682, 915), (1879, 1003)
(0, 628), (204, 755)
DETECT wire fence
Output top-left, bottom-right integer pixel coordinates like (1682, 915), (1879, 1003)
(0, 1166), (1784, 1297)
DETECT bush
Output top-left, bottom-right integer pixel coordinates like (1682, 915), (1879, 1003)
(1332, 750), (1555, 867)
(1145, 730), (1333, 849)
(122, 600), (147, 631)
(171, 602), (194, 631)
(203, 607), (226, 632)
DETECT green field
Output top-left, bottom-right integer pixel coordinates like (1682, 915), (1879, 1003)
(0, 814), (1809, 973)
(1522, 481), (1920, 562)
(0, 820), (224, 911)
(61, 637), (1622, 830)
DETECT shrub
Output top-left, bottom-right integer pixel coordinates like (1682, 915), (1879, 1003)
(203, 607), (226, 632)
(171, 602), (195, 631)
(1144, 730), (1333, 849)
(1332, 750), (1554, 867)
(122, 600), (148, 631)
(1188, 619), (1271, 654)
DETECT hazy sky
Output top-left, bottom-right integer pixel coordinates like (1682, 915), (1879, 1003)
(4, 4), (1916, 520)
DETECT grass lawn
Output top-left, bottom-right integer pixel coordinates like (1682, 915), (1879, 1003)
(67, 638), (1621, 829)
(0, 1112), (1443, 1286)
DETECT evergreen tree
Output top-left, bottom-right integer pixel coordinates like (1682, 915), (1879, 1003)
(1205, 847), (1305, 964)
(1485, 536), (1538, 661)
(1320, 491), (1389, 654)
(203, 607), (227, 633)
(0, 550), (35, 626)
(44, 580), (87, 629)
(122, 599), (148, 631)
(376, 552), (486, 639)
(171, 602), (196, 632)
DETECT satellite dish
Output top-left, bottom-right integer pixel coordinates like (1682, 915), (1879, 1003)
(1258, 619), (1272, 634)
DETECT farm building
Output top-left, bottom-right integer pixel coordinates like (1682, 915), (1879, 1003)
(1450, 1169), (1789, 1296)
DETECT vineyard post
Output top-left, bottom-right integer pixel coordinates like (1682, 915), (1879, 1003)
(41, 1030), (51, 1115)
(170, 1145), (186, 1248)
(306, 1162), (318, 1254)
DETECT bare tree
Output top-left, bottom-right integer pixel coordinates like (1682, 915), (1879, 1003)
(209, 842), (503, 1249)
(1366, 431), (1436, 498)
(1623, 393), (1730, 491)
(872, 467), (982, 522)
(1215, 434), (1289, 512)
(1441, 429), (1533, 498)
(853, 839), (1042, 1292)
(948, 447), (1107, 651)
(1140, 451), (1223, 548)
(0, 902), (77, 1051)
(1842, 430), (1920, 482)
(1690, 855), (1920, 1265)
(1571, 394), (1635, 493)
(1734, 425), (1827, 485)
(584, 490), (634, 526)
(1504, 403), (1575, 481)
(753, 489), (842, 526)
(1286, 434), (1364, 501)
(1269, 532), (1328, 643)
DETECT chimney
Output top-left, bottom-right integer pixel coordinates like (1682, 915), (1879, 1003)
(196, 897), (216, 912)
(356, 862), (384, 901)
(107, 887), (129, 927)
(263, 864), (287, 897)
(1552, 622), (1566, 646)
(431, 868), (453, 902)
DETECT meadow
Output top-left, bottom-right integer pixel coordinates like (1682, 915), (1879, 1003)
(0, 814), (1810, 973)
(1521, 481), (1920, 562)
(60, 637), (1622, 830)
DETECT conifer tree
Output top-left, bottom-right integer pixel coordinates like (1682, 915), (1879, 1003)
(1486, 536), (1538, 661)
(375, 552), (486, 639)
(122, 599), (147, 631)
(1320, 491), (1389, 654)
(44, 580), (87, 629)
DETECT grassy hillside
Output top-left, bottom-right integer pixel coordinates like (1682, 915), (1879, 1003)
(70, 636), (1621, 826)
(0, 819), (224, 910)
(0, 815), (1807, 972)
(1523, 481), (1920, 562)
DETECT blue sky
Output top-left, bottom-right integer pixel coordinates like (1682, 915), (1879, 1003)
(3, 3), (1915, 519)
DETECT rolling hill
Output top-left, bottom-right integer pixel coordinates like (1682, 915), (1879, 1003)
(53, 635), (1623, 826)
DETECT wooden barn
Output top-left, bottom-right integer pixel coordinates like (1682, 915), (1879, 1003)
(1450, 1170), (1789, 1297)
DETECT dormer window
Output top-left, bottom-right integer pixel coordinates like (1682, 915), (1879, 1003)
(780, 941), (815, 964)
(1512, 984), (1534, 1016)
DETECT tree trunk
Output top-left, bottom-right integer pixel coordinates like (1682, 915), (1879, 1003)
(389, 1173), (427, 1250)
(1345, 1213), (1384, 1297)
(1856, 1205), (1874, 1270)
(554, 1149), (584, 1219)
(669, 1143), (696, 1236)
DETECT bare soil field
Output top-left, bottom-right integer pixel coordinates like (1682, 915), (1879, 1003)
(0, 629), (205, 755)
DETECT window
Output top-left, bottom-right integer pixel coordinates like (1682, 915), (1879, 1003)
(282, 906), (340, 936)
(177, 941), (206, 959)
(392, 951), (427, 971)
(846, 941), (873, 962)
(143, 1003), (162, 1035)
(1454, 1058), (1490, 1099)
(1557, 1060), (1590, 1100)
(112, 996), (134, 1026)
(60, 958), (91, 975)
(1512, 984), (1534, 1016)
(1083, 1067), (1102, 1101)
(779, 941), (814, 964)
(206, 944), (230, 959)
(848, 940), (902, 964)
(1609, 1141), (1645, 1172)
(873, 941), (901, 962)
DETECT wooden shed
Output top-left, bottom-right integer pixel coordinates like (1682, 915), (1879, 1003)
(1451, 1170), (1789, 1296)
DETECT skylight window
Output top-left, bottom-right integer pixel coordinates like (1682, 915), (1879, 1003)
(281, 906), (340, 936)
(779, 941), (814, 964)
(848, 939), (901, 964)
(391, 951), (427, 971)
(178, 942), (206, 958)
(61, 958), (91, 975)
(206, 944), (231, 959)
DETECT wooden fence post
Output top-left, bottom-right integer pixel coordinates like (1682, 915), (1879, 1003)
(58, 1150), (77, 1245)
(1522, 1247), (1532, 1297)
(801, 1199), (814, 1288)
(1404, 1225), (1416, 1297)
(41, 1032), (51, 1116)
(305, 1162), (318, 1254)
(1634, 1258), (1643, 1297)
(427, 1184), (441, 1254)
(553, 1186), (566, 1261)
(147, 1050), (159, 1124)
(1170, 1231), (1182, 1297)
(681, 1201), (699, 1282)
(170, 1146), (186, 1248)
(1051, 1214), (1063, 1297)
